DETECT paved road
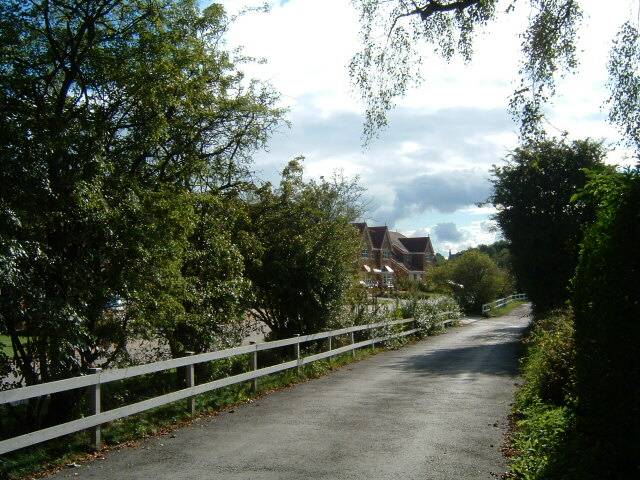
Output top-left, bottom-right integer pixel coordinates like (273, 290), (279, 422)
(52, 304), (531, 480)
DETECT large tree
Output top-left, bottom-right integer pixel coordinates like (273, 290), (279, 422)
(0, 0), (283, 411)
(488, 138), (606, 314)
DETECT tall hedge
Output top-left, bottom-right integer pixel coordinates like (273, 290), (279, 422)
(489, 139), (606, 315)
(572, 168), (640, 478)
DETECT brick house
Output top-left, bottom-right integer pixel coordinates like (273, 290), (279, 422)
(352, 222), (377, 287)
(352, 223), (437, 288)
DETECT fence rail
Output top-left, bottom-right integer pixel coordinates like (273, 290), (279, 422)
(0, 313), (458, 455)
(481, 293), (528, 314)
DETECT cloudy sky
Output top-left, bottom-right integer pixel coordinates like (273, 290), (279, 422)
(214, 0), (637, 254)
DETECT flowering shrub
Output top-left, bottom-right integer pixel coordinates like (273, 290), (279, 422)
(410, 296), (462, 336)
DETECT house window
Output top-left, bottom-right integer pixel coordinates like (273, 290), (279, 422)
(361, 248), (369, 258)
(382, 249), (390, 259)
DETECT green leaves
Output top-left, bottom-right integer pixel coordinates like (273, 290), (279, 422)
(488, 138), (606, 314)
(571, 168), (640, 474)
(247, 160), (363, 339)
(608, 22), (640, 153)
(350, 0), (499, 140)
(429, 249), (512, 313)
(0, 0), (283, 406)
(350, 1), (591, 141)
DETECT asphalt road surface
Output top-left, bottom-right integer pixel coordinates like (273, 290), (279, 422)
(51, 304), (531, 480)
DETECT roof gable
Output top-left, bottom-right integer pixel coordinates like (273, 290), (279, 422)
(388, 230), (408, 253)
(368, 226), (389, 249)
(398, 237), (430, 253)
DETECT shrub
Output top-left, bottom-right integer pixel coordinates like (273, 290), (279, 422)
(516, 309), (576, 410)
(429, 250), (512, 313)
(510, 403), (574, 480)
(571, 168), (640, 476)
(407, 296), (462, 336)
(509, 309), (581, 480)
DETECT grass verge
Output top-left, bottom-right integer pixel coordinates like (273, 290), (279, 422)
(486, 300), (525, 318)
(504, 309), (598, 480)
(0, 338), (418, 480)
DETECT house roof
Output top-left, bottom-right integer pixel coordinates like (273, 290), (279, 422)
(398, 237), (431, 253)
(367, 226), (390, 249)
(388, 230), (409, 253)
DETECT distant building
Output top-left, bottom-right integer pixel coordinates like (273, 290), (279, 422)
(352, 223), (436, 288)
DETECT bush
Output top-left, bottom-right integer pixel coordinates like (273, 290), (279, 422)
(403, 296), (462, 336)
(510, 403), (574, 480)
(516, 309), (576, 409)
(509, 309), (581, 480)
(248, 160), (363, 340)
(571, 168), (640, 477)
(429, 250), (512, 313)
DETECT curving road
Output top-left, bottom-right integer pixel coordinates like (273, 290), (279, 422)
(51, 304), (531, 480)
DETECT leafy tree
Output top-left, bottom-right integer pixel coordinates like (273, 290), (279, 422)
(429, 249), (512, 313)
(247, 159), (363, 339)
(0, 0), (282, 416)
(350, 0), (637, 143)
(455, 240), (513, 270)
(488, 138), (605, 314)
(571, 167), (640, 478)
(148, 193), (254, 359)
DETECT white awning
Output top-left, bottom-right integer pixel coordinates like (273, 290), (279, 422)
(373, 268), (382, 273)
(363, 264), (371, 272)
(385, 265), (394, 273)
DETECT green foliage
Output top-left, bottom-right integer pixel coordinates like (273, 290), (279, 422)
(429, 250), (512, 313)
(153, 194), (253, 357)
(510, 403), (574, 480)
(571, 167), (640, 476)
(485, 299), (525, 318)
(516, 310), (575, 410)
(248, 159), (363, 339)
(489, 138), (606, 315)
(350, 0), (499, 139)
(608, 22), (640, 153)
(406, 296), (461, 335)
(509, 309), (573, 480)
(508, 309), (598, 480)
(350, 0), (583, 140)
(0, 0), (283, 424)
(474, 240), (512, 270)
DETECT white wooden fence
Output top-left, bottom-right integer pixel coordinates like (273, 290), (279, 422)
(481, 293), (528, 314)
(0, 314), (457, 455)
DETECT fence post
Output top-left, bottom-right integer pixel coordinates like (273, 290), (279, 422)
(295, 334), (301, 375)
(88, 367), (102, 450)
(371, 325), (376, 350)
(185, 351), (195, 414)
(351, 331), (355, 359)
(249, 342), (258, 393)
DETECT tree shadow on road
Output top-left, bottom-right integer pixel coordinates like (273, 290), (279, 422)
(384, 326), (527, 378)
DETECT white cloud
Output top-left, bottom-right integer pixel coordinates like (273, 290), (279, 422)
(213, 0), (636, 248)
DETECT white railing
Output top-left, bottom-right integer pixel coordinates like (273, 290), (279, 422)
(0, 314), (458, 455)
(481, 293), (528, 314)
